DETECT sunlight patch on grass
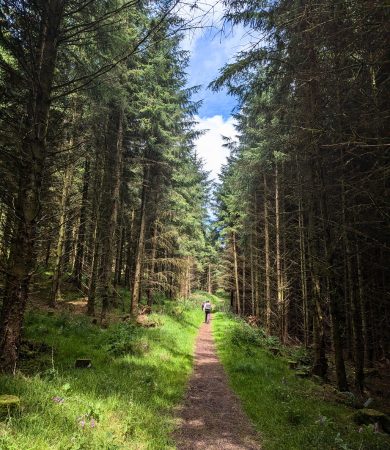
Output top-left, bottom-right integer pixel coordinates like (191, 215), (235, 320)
(0, 298), (203, 449)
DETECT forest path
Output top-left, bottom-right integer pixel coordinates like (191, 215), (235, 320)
(173, 316), (261, 449)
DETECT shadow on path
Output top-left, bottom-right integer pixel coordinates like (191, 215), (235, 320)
(173, 318), (261, 449)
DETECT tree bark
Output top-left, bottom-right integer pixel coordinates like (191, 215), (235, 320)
(263, 173), (271, 333)
(124, 209), (136, 290)
(320, 167), (348, 391)
(356, 243), (372, 367)
(50, 163), (74, 306)
(0, 206), (13, 265)
(275, 163), (286, 342)
(131, 165), (149, 315)
(208, 263), (212, 294)
(73, 157), (90, 289)
(298, 192), (309, 346)
(242, 255), (246, 316)
(146, 220), (158, 307)
(346, 235), (365, 391)
(250, 236), (255, 316)
(307, 178), (328, 379)
(98, 104), (123, 321)
(0, 1), (65, 373)
(87, 231), (100, 317)
(232, 231), (241, 315)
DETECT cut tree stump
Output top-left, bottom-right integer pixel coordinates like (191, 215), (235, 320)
(75, 359), (92, 368)
(136, 315), (157, 328)
(0, 395), (20, 414)
(288, 360), (299, 369)
(335, 391), (359, 408)
(352, 409), (390, 433)
(295, 370), (310, 378)
(139, 305), (152, 315)
(269, 347), (281, 356)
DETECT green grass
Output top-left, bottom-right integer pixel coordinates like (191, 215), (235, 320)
(0, 298), (203, 450)
(212, 312), (390, 450)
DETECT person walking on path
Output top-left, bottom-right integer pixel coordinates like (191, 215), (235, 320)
(203, 300), (212, 323)
(173, 321), (261, 449)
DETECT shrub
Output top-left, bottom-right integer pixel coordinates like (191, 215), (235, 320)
(288, 346), (312, 366)
(230, 323), (262, 347)
(283, 405), (307, 426)
(104, 323), (148, 356)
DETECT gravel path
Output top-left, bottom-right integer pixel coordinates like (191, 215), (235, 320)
(173, 319), (261, 449)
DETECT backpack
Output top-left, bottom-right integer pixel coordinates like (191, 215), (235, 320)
(204, 303), (211, 312)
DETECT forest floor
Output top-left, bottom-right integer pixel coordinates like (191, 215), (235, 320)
(1, 283), (390, 449)
(0, 289), (204, 449)
(173, 319), (261, 450)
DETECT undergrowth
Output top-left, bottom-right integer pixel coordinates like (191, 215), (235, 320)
(0, 297), (203, 449)
(212, 312), (390, 450)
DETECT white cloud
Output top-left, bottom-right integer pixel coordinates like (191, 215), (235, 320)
(174, 2), (251, 182)
(194, 114), (237, 180)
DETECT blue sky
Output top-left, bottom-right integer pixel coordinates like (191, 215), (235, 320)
(186, 31), (238, 119)
(178, 3), (249, 180)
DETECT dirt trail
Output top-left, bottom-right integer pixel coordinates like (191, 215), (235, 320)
(174, 318), (261, 449)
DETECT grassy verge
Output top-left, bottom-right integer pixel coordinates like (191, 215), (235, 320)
(212, 312), (390, 450)
(0, 298), (203, 449)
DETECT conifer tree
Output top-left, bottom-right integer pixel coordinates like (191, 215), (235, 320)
(212, 0), (389, 390)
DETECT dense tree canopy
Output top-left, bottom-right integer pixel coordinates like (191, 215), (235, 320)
(212, 0), (389, 391)
(0, 0), (389, 400)
(0, 0), (211, 372)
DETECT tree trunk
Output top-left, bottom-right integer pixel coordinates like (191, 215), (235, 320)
(307, 189), (328, 379)
(254, 195), (260, 319)
(124, 209), (136, 290)
(298, 194), (309, 346)
(311, 274), (328, 379)
(263, 173), (271, 333)
(99, 104), (123, 321)
(242, 255), (246, 316)
(250, 237), (255, 316)
(86, 152), (103, 316)
(208, 263), (212, 294)
(356, 243), (372, 367)
(146, 220), (158, 307)
(327, 277), (349, 391)
(62, 195), (74, 273)
(346, 236), (365, 391)
(275, 163), (286, 342)
(232, 231), (241, 315)
(186, 255), (191, 298)
(320, 168), (348, 391)
(342, 181), (364, 391)
(44, 235), (52, 269)
(50, 163), (74, 306)
(114, 220), (124, 287)
(0, 206), (13, 264)
(87, 229), (99, 317)
(131, 165), (149, 315)
(0, 1), (65, 373)
(73, 157), (90, 289)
